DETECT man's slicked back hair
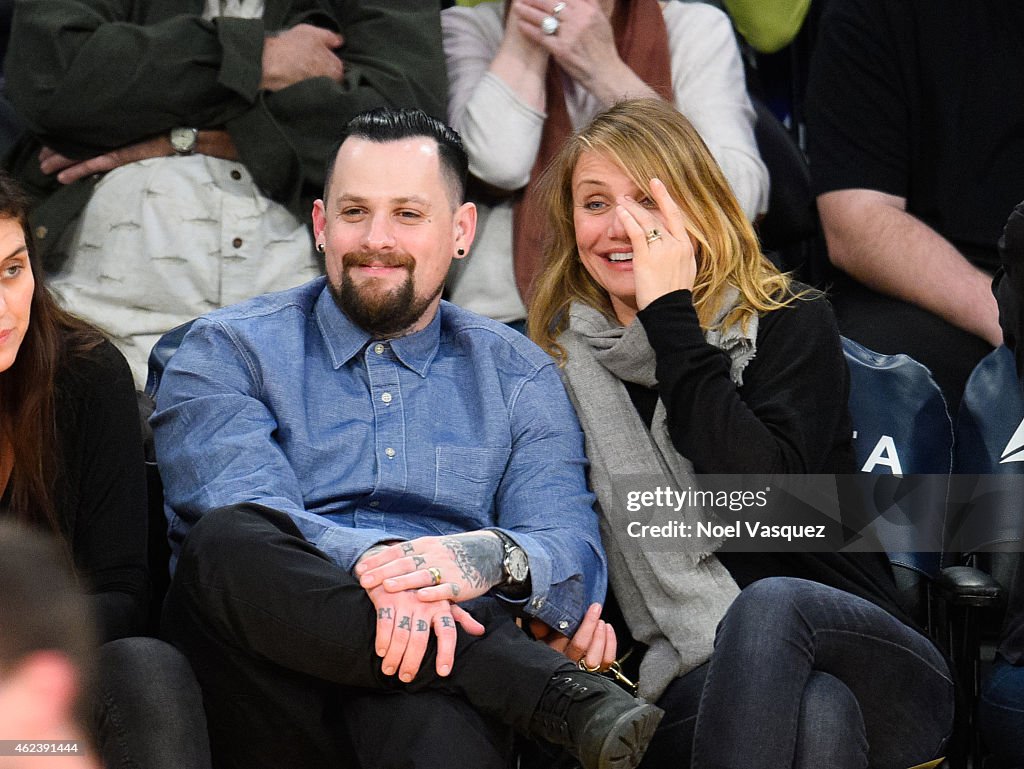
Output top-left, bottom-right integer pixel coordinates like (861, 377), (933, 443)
(323, 108), (469, 207)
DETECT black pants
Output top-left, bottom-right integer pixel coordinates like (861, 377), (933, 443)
(162, 504), (568, 769)
(832, 280), (993, 415)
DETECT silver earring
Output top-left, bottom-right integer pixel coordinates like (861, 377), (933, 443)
(317, 243), (325, 253)
(457, 248), (465, 256)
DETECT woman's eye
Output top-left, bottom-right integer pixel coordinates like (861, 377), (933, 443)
(639, 197), (658, 209)
(582, 200), (608, 211)
(2, 263), (23, 279)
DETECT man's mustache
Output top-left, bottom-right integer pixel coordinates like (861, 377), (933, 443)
(342, 251), (415, 270)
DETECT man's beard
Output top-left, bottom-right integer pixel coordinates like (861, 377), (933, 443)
(330, 250), (442, 338)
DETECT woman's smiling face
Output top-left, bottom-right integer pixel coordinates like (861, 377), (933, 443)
(0, 216), (33, 374)
(572, 150), (668, 325)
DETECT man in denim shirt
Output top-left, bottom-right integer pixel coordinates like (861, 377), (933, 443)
(152, 108), (662, 769)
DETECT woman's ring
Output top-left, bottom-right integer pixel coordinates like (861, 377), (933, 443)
(427, 567), (443, 586)
(552, 2), (567, 14)
(541, 15), (560, 35)
(577, 657), (602, 673)
(645, 228), (662, 244)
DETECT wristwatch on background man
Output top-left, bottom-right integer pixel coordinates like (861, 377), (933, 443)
(169, 127), (199, 155)
(494, 530), (530, 591)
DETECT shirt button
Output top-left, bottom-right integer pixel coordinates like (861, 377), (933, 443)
(374, 343), (385, 355)
(381, 392), (392, 404)
(230, 169), (242, 180)
(385, 447), (396, 459)
(369, 500), (380, 508)
(557, 620), (569, 631)
(532, 597), (545, 609)
(232, 237), (243, 248)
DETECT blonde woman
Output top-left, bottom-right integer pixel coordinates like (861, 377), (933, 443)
(527, 99), (953, 769)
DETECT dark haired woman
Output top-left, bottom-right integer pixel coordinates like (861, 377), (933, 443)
(0, 170), (209, 768)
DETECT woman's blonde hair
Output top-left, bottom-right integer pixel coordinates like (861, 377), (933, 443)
(527, 98), (805, 361)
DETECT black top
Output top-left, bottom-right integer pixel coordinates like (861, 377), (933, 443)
(0, 340), (148, 642)
(806, 0), (1024, 272)
(625, 289), (913, 627)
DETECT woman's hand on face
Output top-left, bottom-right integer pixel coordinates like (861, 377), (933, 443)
(513, 0), (621, 89)
(616, 178), (697, 312)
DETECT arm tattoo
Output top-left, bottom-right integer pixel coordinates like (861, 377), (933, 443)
(378, 608), (393, 620)
(441, 534), (503, 590)
(398, 616), (411, 631)
(416, 620), (428, 632)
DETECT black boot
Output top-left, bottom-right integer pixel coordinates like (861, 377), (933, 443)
(529, 669), (663, 769)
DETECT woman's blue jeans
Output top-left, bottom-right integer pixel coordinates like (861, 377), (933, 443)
(687, 577), (954, 769)
(979, 657), (1024, 768)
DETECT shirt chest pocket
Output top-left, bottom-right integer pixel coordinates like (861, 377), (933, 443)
(433, 445), (510, 519)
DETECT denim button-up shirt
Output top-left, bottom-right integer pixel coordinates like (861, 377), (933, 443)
(152, 278), (605, 632)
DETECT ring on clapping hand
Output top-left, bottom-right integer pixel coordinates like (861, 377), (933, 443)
(540, 15), (560, 35)
(427, 567), (443, 586)
(552, 1), (567, 14)
(577, 657), (602, 673)
(645, 228), (662, 244)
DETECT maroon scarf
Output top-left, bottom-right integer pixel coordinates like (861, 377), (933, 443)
(511, 0), (674, 303)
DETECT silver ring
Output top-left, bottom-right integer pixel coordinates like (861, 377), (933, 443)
(552, 2), (567, 14)
(645, 228), (662, 245)
(540, 15), (560, 35)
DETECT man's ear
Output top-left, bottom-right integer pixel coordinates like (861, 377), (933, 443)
(453, 202), (477, 260)
(311, 199), (328, 245)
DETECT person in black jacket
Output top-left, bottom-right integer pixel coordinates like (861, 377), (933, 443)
(527, 98), (954, 769)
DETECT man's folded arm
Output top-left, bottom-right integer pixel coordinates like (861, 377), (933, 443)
(6, 0), (265, 153)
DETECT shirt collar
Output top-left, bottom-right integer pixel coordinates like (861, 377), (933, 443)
(314, 285), (441, 377)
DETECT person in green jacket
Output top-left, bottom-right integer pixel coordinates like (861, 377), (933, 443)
(3, 0), (448, 384)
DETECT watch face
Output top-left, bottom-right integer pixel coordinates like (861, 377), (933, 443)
(170, 127), (197, 154)
(506, 547), (529, 583)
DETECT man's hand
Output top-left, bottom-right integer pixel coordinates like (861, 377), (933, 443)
(39, 130), (240, 185)
(355, 532), (505, 604)
(364, 582), (485, 682)
(260, 24), (344, 92)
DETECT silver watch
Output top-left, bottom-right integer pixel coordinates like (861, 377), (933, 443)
(495, 531), (529, 586)
(169, 127), (199, 155)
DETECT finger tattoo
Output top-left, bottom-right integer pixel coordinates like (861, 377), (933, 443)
(398, 616), (411, 630)
(412, 556), (426, 568)
(416, 620), (428, 632)
(378, 608), (393, 620)
(441, 616), (454, 628)
(401, 543), (415, 555)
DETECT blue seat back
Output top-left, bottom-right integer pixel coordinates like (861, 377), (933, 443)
(951, 345), (1024, 554)
(843, 337), (953, 577)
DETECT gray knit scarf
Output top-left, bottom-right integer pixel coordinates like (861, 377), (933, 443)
(559, 291), (756, 700)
